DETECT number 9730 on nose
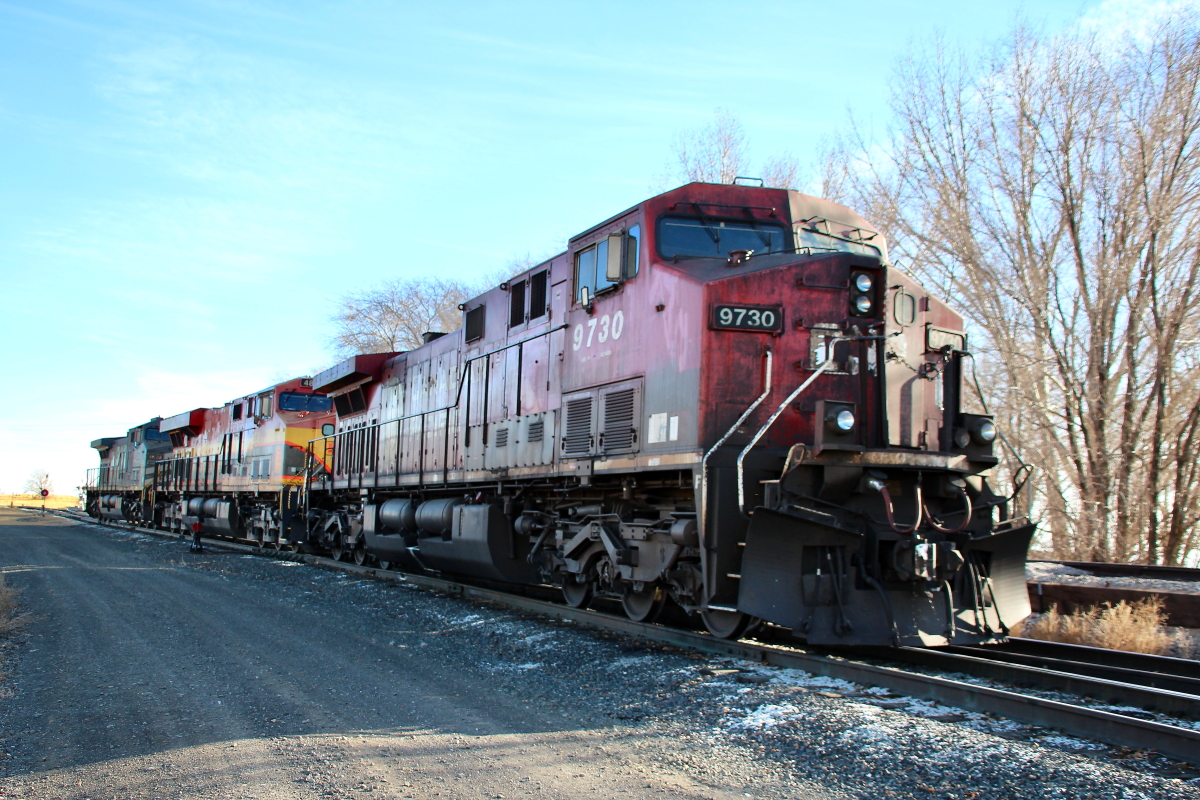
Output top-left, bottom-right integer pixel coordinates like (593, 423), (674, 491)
(711, 304), (784, 333)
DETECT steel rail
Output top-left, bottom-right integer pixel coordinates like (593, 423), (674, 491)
(866, 645), (1200, 721)
(1002, 637), (1200, 679)
(1031, 559), (1200, 582)
(50, 509), (1200, 764)
(948, 645), (1200, 697)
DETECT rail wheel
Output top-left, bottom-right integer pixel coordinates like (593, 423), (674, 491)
(330, 543), (345, 561)
(562, 577), (593, 609)
(700, 607), (753, 640)
(621, 586), (665, 623)
(377, 560), (391, 571)
(353, 547), (368, 566)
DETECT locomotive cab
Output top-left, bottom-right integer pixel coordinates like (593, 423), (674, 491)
(85, 418), (172, 524)
(548, 182), (1032, 644)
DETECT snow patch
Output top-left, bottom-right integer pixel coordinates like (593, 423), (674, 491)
(727, 703), (801, 730)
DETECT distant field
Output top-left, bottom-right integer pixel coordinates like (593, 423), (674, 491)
(0, 495), (82, 510)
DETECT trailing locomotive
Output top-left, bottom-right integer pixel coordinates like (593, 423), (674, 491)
(87, 182), (1033, 646)
(88, 377), (336, 550)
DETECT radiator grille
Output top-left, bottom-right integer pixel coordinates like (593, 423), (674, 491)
(602, 388), (636, 453)
(494, 428), (509, 448)
(527, 419), (544, 443)
(563, 398), (593, 454)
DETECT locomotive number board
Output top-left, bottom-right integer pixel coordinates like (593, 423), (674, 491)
(711, 304), (783, 333)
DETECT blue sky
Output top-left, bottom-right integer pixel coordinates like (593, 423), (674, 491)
(0, 0), (1169, 494)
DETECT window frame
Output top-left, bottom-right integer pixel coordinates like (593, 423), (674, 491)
(509, 278), (527, 328)
(528, 269), (549, 321)
(465, 305), (485, 342)
(279, 391), (334, 413)
(654, 214), (790, 260)
(573, 224), (642, 305)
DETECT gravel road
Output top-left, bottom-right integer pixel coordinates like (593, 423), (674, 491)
(0, 508), (1196, 800)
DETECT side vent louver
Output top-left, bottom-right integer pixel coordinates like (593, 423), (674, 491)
(563, 398), (593, 454)
(601, 388), (637, 453)
(527, 419), (544, 443)
(495, 428), (509, 448)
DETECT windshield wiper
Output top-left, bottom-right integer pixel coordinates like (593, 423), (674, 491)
(675, 201), (720, 246)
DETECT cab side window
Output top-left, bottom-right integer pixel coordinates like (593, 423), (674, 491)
(625, 225), (640, 278)
(575, 247), (597, 303)
(574, 225), (640, 304)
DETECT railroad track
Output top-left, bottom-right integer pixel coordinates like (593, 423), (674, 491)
(1028, 560), (1200, 627)
(47, 509), (1200, 764)
(1032, 559), (1200, 582)
(868, 639), (1200, 719)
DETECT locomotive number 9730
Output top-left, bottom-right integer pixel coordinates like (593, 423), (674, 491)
(572, 310), (625, 351)
(711, 304), (783, 333)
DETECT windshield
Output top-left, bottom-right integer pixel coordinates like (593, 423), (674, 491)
(795, 227), (881, 257)
(278, 392), (333, 413)
(657, 216), (790, 258)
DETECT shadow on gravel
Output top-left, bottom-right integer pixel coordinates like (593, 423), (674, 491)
(0, 510), (642, 780)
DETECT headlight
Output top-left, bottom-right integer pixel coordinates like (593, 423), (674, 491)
(854, 295), (872, 314)
(854, 273), (873, 293)
(834, 409), (855, 431)
(973, 419), (997, 444)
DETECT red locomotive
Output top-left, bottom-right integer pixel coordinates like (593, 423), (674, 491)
(87, 182), (1033, 646)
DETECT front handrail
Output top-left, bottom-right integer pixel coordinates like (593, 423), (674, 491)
(735, 359), (833, 515)
(699, 349), (773, 544)
(734, 335), (881, 515)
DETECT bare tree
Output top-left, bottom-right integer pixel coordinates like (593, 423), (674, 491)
(668, 110), (803, 189)
(328, 279), (477, 356)
(24, 470), (52, 496)
(672, 109), (749, 184)
(833, 18), (1200, 564)
(760, 153), (802, 191)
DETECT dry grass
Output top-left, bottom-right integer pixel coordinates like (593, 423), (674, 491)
(0, 574), (29, 636)
(0, 494), (80, 510)
(1018, 597), (1190, 655)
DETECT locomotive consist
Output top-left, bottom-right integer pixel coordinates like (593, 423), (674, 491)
(87, 182), (1033, 646)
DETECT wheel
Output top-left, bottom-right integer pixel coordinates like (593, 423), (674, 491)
(330, 544), (344, 561)
(353, 547), (367, 566)
(701, 607), (753, 640)
(621, 587), (666, 623)
(561, 578), (593, 609)
(377, 560), (391, 571)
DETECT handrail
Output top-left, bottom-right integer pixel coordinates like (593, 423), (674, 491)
(306, 324), (568, 448)
(699, 349), (773, 543)
(734, 336), (880, 515)
(305, 324), (569, 488)
(735, 359), (833, 515)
